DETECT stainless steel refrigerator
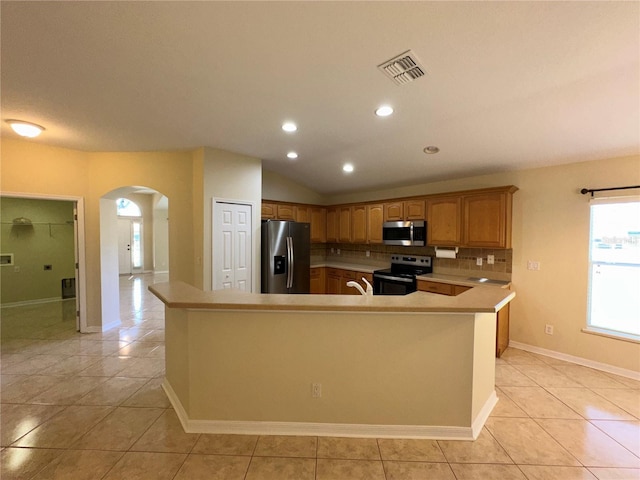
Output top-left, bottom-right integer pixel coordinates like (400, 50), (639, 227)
(261, 220), (310, 294)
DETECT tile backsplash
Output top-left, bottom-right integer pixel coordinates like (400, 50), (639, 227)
(311, 243), (512, 281)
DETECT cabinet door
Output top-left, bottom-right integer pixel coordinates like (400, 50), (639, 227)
(340, 270), (357, 295)
(463, 193), (507, 248)
(276, 204), (295, 221)
(326, 207), (339, 242)
(310, 267), (325, 294)
(426, 196), (462, 246)
(351, 205), (367, 244)
(310, 207), (327, 243)
(417, 279), (454, 295)
(326, 268), (341, 294)
(496, 303), (510, 357)
(261, 202), (277, 219)
(384, 202), (403, 221)
(295, 205), (310, 223)
(367, 204), (384, 244)
(339, 206), (352, 243)
(404, 200), (426, 220)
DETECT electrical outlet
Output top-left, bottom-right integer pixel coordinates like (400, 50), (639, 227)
(476, 257), (483, 266)
(311, 383), (322, 398)
(337, 249), (340, 255)
(527, 260), (541, 271)
(545, 324), (554, 335)
(14, 266), (20, 272)
(487, 255), (495, 265)
(366, 250), (370, 257)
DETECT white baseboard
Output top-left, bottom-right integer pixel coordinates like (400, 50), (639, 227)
(162, 378), (484, 440)
(509, 341), (640, 381)
(83, 318), (121, 333)
(472, 390), (498, 440)
(154, 270), (169, 274)
(1, 297), (69, 308)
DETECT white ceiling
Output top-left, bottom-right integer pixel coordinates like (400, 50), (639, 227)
(1, 1), (638, 195)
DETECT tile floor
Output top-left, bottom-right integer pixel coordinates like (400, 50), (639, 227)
(2, 273), (639, 479)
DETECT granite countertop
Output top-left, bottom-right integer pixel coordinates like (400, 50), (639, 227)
(149, 281), (515, 314)
(310, 261), (382, 274)
(417, 273), (511, 289)
(311, 261), (511, 288)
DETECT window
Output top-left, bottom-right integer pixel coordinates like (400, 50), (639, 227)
(116, 198), (141, 217)
(587, 198), (640, 340)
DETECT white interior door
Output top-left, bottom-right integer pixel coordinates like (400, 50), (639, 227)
(213, 202), (252, 291)
(118, 218), (132, 275)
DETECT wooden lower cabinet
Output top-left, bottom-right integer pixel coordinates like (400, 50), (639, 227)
(417, 280), (470, 296)
(326, 268), (342, 294)
(322, 267), (373, 295)
(310, 267), (326, 294)
(496, 303), (510, 358)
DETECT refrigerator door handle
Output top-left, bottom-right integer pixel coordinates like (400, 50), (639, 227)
(286, 236), (293, 289)
(287, 237), (294, 288)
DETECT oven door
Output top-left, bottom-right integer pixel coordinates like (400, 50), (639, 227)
(373, 272), (417, 295)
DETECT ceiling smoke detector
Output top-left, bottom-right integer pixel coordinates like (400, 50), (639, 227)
(378, 50), (426, 86)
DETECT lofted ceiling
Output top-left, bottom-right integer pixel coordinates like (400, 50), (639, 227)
(1, 1), (638, 195)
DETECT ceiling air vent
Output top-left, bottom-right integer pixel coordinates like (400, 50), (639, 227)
(378, 50), (426, 85)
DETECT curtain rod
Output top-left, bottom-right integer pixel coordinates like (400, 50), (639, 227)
(580, 185), (640, 197)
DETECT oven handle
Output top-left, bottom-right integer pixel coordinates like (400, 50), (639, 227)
(373, 274), (415, 284)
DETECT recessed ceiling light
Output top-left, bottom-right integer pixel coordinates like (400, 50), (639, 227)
(423, 146), (440, 154)
(287, 152), (298, 159)
(375, 105), (394, 117)
(282, 122), (297, 133)
(6, 119), (44, 138)
(343, 163), (354, 173)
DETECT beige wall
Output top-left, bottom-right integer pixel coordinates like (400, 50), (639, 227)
(0, 197), (76, 304)
(1, 139), (197, 329)
(164, 307), (497, 436)
(200, 147), (262, 292)
(262, 170), (326, 205)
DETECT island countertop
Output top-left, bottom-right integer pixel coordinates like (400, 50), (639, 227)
(149, 281), (515, 313)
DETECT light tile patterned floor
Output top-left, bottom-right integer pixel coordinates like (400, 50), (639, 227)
(1, 273), (639, 479)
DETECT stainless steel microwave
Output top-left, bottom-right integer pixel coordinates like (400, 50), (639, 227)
(382, 220), (427, 246)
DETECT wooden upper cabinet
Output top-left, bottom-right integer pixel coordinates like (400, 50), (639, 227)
(463, 192), (510, 248)
(294, 205), (310, 223)
(367, 204), (384, 244)
(326, 207), (339, 243)
(339, 206), (352, 243)
(384, 202), (403, 221)
(351, 205), (367, 244)
(384, 200), (425, 221)
(404, 200), (426, 220)
(261, 202), (277, 219)
(426, 196), (462, 246)
(310, 207), (327, 243)
(276, 204), (295, 221)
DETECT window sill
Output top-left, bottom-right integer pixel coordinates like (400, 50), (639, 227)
(582, 327), (640, 344)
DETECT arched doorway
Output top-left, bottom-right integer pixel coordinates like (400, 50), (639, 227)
(100, 186), (168, 330)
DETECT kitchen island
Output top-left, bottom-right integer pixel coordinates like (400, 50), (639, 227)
(150, 282), (515, 440)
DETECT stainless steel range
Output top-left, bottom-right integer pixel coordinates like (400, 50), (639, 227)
(373, 255), (433, 295)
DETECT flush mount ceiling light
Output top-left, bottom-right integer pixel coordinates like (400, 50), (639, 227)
(423, 146), (440, 154)
(282, 122), (297, 133)
(287, 152), (298, 160)
(6, 119), (45, 138)
(343, 163), (354, 173)
(375, 105), (394, 117)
